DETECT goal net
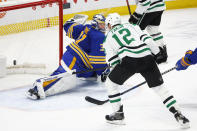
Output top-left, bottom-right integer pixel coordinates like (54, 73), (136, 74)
(0, 0), (65, 75)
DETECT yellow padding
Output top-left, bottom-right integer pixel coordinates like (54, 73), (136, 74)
(49, 16), (59, 25)
(43, 79), (57, 88)
(0, 16), (59, 36)
(166, 0), (197, 10)
(69, 56), (76, 70)
(89, 58), (106, 62)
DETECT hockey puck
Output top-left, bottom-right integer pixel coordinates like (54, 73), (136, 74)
(13, 60), (16, 65)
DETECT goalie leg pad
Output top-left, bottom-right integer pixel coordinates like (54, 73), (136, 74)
(44, 74), (77, 96)
(36, 79), (46, 99)
(27, 73), (77, 99)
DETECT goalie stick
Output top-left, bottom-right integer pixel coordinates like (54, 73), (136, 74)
(85, 66), (176, 105)
(42, 66), (111, 82)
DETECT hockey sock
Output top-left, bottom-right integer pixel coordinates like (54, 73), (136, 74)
(152, 84), (180, 113)
(146, 25), (165, 47)
(105, 78), (122, 112)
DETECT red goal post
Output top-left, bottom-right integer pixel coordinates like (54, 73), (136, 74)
(0, 0), (67, 75)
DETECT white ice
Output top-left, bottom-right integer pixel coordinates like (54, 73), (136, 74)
(0, 8), (197, 131)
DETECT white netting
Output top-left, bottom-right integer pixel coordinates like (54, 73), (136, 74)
(0, 0), (63, 75)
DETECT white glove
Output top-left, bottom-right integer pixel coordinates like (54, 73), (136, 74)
(67, 14), (89, 25)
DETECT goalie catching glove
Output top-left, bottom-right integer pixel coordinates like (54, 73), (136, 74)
(66, 14), (89, 25)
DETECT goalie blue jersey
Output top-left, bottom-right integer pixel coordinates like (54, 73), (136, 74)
(31, 22), (107, 93)
(62, 22), (107, 77)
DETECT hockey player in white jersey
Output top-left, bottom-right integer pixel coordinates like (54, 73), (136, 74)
(103, 13), (190, 128)
(129, 0), (167, 64)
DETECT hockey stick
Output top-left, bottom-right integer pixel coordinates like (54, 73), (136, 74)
(85, 66), (176, 105)
(126, 0), (132, 15)
(126, 0), (146, 25)
(42, 66), (110, 82)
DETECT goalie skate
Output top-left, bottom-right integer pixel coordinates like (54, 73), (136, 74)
(26, 89), (40, 100)
(174, 111), (190, 129)
(105, 105), (125, 125)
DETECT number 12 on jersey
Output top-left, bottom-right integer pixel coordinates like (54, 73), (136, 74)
(112, 28), (135, 46)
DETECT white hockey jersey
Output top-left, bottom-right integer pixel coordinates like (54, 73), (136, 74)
(135, 0), (166, 14)
(104, 23), (159, 66)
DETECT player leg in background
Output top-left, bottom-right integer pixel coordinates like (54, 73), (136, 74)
(139, 11), (168, 63)
(140, 55), (190, 128)
(26, 51), (95, 100)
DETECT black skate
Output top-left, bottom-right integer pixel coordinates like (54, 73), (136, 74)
(26, 89), (40, 100)
(105, 105), (125, 125)
(174, 111), (190, 128)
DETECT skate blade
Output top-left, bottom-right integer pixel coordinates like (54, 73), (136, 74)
(25, 92), (39, 100)
(106, 120), (125, 125)
(78, 77), (97, 81)
(180, 123), (190, 129)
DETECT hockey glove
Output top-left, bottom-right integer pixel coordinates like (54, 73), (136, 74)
(66, 14), (88, 25)
(101, 68), (110, 82)
(154, 46), (168, 64)
(176, 50), (193, 71)
(129, 12), (143, 24)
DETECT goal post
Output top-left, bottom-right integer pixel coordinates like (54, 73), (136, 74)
(0, 0), (67, 75)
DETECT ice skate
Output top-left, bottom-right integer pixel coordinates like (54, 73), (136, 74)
(174, 111), (190, 128)
(105, 105), (125, 125)
(26, 88), (40, 100)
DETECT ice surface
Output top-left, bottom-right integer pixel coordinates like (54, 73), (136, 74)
(0, 8), (197, 131)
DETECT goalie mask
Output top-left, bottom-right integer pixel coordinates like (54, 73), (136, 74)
(91, 14), (106, 32)
(105, 13), (121, 30)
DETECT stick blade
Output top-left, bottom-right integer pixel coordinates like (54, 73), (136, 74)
(85, 96), (108, 105)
